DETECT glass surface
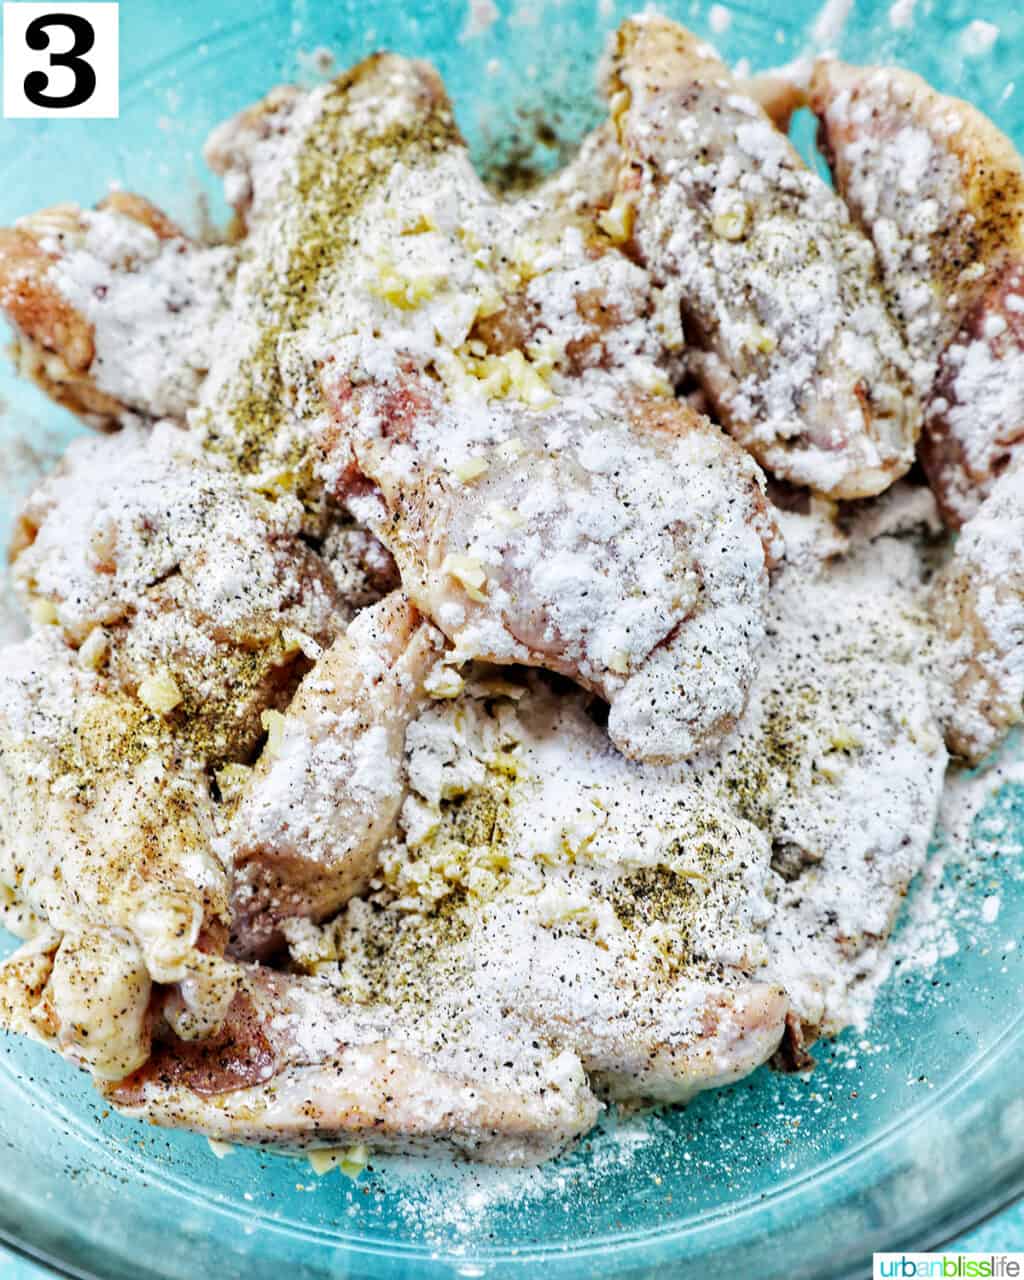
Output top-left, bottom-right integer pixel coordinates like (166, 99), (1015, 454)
(1, 2), (1023, 1276)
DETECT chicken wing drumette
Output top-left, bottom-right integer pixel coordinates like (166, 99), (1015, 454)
(0, 633), (236, 1073)
(604, 17), (920, 500)
(0, 193), (234, 426)
(810, 60), (1024, 525)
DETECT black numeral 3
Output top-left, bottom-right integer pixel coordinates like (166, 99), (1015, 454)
(23, 13), (97, 109)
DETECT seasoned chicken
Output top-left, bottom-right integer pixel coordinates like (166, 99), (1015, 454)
(930, 459), (1024, 763)
(11, 425), (342, 764)
(0, 632), (236, 1039)
(225, 592), (444, 958)
(103, 962), (601, 1166)
(810, 60), (1024, 525)
(190, 51), (782, 764)
(276, 669), (789, 1120)
(325, 372), (780, 764)
(0, 927), (152, 1080)
(0, 193), (234, 426)
(190, 54), (465, 509)
(719, 537), (947, 1042)
(606, 17), (920, 499)
(474, 127), (675, 391)
(0, 29), (983, 1173)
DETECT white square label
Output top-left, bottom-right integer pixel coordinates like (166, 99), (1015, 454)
(3, 2), (118, 118)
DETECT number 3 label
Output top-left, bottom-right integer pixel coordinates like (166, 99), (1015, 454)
(3, 2), (118, 118)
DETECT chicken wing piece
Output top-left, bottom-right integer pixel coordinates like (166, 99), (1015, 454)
(606, 17), (920, 499)
(191, 53), (467, 508)
(930, 459), (1024, 763)
(0, 632), (236, 1027)
(490, 937), (789, 1105)
(312, 669), (787, 1109)
(11, 424), (342, 764)
(0, 926), (152, 1080)
(809, 60), (1024, 525)
(203, 85), (306, 235)
(922, 265), (1024, 526)
(102, 962), (600, 1166)
(224, 592), (445, 959)
(324, 371), (780, 764)
(718, 540), (947, 1041)
(0, 193), (234, 426)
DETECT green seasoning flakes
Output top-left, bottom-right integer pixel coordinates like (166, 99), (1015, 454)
(204, 63), (460, 493)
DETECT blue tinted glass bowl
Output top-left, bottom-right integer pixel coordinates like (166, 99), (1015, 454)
(1, 2), (1023, 1276)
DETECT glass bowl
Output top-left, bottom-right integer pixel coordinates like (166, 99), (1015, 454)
(1, 2), (1023, 1276)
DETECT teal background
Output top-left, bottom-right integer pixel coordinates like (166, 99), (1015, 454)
(0, 1), (1023, 1277)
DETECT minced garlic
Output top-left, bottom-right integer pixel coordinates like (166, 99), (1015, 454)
(137, 668), (183, 715)
(441, 553), (488, 602)
(260, 708), (286, 758)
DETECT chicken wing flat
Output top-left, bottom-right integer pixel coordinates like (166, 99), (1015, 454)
(326, 372), (779, 764)
(606, 17), (920, 500)
(102, 961), (600, 1166)
(0, 193), (234, 426)
(725, 536), (946, 1040)
(11, 424), (342, 764)
(225, 592), (444, 958)
(930, 459), (1024, 763)
(810, 60), (1024, 525)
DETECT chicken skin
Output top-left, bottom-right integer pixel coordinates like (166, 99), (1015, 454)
(810, 60), (1024, 525)
(606, 17), (920, 500)
(0, 927), (152, 1080)
(102, 961), (601, 1166)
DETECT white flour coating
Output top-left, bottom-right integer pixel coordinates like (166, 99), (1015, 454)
(48, 209), (235, 421)
(13, 424), (332, 642)
(729, 541), (946, 1033)
(888, 0), (916, 32)
(960, 20), (999, 58)
(811, 0), (853, 48)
